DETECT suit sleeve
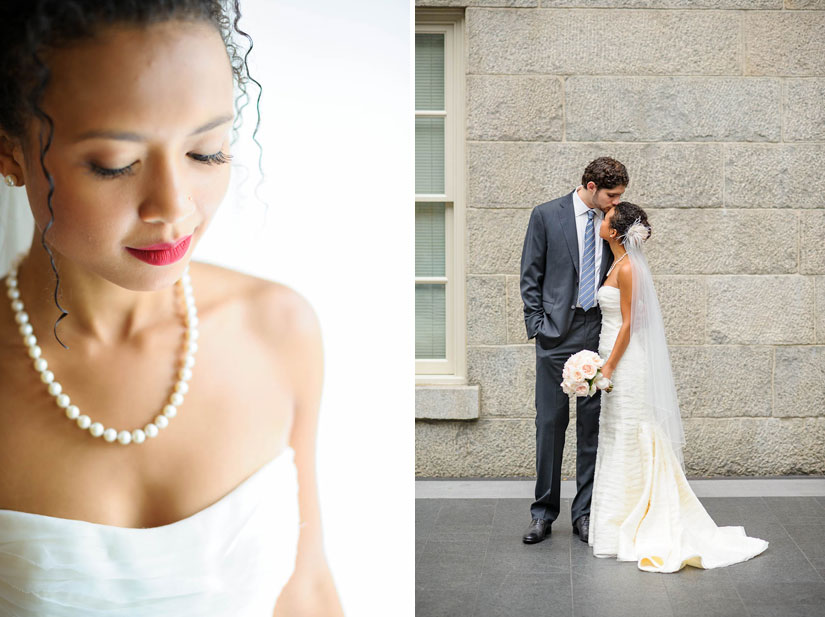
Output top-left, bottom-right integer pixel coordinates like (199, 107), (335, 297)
(520, 206), (546, 340)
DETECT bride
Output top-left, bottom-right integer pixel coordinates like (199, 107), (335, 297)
(0, 1), (343, 615)
(589, 201), (769, 573)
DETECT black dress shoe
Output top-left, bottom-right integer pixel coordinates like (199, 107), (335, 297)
(522, 518), (550, 544)
(572, 514), (590, 543)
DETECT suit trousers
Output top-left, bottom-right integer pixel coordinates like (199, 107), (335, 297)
(531, 307), (602, 526)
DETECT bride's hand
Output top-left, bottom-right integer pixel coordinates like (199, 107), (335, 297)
(601, 366), (614, 381)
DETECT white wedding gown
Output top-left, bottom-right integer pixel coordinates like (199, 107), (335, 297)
(0, 448), (299, 616)
(589, 286), (768, 572)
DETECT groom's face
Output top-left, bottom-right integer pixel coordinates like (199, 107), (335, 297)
(588, 182), (627, 214)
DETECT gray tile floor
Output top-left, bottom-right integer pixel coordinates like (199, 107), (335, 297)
(416, 495), (825, 617)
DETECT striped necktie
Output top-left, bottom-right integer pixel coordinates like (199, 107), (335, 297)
(579, 210), (596, 310)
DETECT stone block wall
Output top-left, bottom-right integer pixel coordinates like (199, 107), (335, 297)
(416, 1), (825, 477)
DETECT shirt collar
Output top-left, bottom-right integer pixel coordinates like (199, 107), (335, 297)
(572, 186), (602, 219)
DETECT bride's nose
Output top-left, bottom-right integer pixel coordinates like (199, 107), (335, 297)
(138, 159), (195, 225)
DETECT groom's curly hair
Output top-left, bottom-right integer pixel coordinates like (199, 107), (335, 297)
(581, 157), (629, 190)
(0, 0), (261, 347)
(610, 202), (652, 242)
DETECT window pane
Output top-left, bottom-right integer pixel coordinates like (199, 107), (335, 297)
(415, 202), (446, 277)
(415, 117), (445, 194)
(415, 33), (445, 111)
(416, 284), (446, 360)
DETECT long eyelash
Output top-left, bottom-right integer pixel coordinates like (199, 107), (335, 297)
(89, 163), (134, 178)
(190, 151), (233, 165)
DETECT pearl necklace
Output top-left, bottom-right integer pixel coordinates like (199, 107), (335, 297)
(5, 254), (198, 445)
(605, 251), (628, 279)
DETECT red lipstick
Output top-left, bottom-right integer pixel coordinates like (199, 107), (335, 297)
(126, 235), (192, 266)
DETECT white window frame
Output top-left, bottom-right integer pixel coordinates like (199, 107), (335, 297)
(415, 10), (465, 384)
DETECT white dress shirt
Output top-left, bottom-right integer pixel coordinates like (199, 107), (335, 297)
(572, 186), (603, 308)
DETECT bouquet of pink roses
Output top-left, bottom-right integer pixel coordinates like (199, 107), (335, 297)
(561, 350), (613, 397)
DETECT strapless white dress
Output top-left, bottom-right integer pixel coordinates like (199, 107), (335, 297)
(589, 286), (768, 573)
(0, 448), (299, 616)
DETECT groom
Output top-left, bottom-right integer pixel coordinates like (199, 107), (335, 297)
(519, 157), (628, 544)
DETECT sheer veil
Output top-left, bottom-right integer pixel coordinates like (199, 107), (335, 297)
(0, 184), (34, 277)
(623, 222), (686, 469)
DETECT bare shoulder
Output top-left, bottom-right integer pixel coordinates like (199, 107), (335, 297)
(189, 260), (321, 358)
(616, 258), (634, 295)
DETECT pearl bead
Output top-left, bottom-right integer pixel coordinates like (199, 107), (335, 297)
(7, 276), (17, 287)
(186, 341), (198, 355)
(183, 355), (195, 369)
(163, 404), (177, 418)
(144, 423), (159, 438)
(56, 393), (70, 408)
(28, 345), (41, 359)
(178, 367), (193, 381)
(23, 334), (36, 347)
(169, 392), (184, 407)
(7, 288), (19, 299)
(48, 381), (62, 396)
(154, 415), (169, 429)
(40, 370), (54, 384)
(185, 329), (199, 342)
(19, 323), (33, 336)
(117, 430), (132, 445)
(89, 422), (104, 437)
(132, 429), (146, 444)
(186, 316), (199, 329)
(33, 357), (47, 372)
(174, 381), (188, 395)
(11, 300), (23, 312)
(103, 428), (118, 442)
(76, 414), (91, 429)
(66, 405), (80, 420)
(14, 310), (28, 323)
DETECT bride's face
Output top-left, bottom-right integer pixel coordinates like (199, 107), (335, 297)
(599, 207), (618, 242)
(6, 20), (234, 291)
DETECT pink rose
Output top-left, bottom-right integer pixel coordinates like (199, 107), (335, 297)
(581, 363), (596, 379)
(575, 383), (589, 397)
(571, 369), (584, 382)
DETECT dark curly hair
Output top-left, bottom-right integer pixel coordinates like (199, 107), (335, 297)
(581, 157), (629, 191)
(0, 0), (262, 348)
(609, 201), (652, 244)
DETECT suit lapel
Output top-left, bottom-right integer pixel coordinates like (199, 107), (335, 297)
(558, 191), (579, 275)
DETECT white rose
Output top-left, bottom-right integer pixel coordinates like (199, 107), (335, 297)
(592, 354), (605, 368)
(581, 363), (596, 380)
(575, 383), (589, 397)
(571, 369), (584, 382)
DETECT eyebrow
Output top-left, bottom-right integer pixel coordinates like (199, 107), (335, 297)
(74, 114), (234, 143)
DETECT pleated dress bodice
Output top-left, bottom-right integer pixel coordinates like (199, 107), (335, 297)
(0, 448), (299, 616)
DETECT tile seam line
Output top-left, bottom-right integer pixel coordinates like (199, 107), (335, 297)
(779, 516), (825, 584)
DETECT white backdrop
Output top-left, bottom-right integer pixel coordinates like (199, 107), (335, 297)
(194, 1), (412, 614)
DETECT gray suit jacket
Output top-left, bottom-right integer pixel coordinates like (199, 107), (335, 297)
(520, 190), (613, 347)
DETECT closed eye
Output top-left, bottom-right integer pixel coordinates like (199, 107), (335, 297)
(89, 162), (135, 178)
(189, 151), (233, 165)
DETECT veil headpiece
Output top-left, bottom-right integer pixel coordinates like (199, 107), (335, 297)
(623, 218), (686, 468)
(0, 183), (35, 277)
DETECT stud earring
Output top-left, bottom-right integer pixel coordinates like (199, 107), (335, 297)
(4, 174), (18, 187)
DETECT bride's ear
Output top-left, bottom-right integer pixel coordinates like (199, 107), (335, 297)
(0, 132), (25, 187)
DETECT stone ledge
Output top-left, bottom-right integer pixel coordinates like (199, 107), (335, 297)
(416, 385), (481, 420)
